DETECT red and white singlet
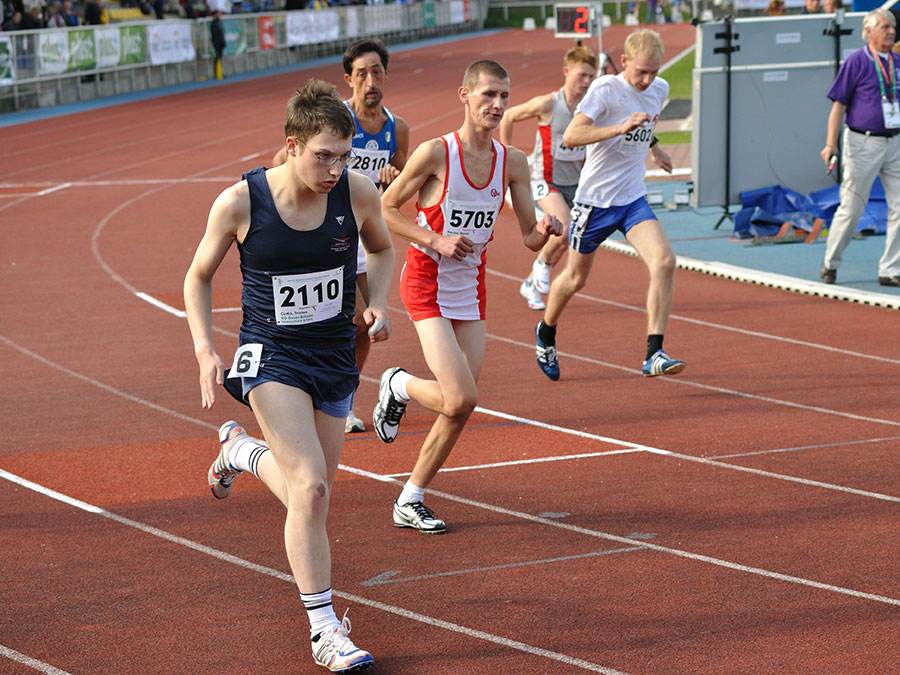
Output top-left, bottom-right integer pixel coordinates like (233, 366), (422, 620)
(399, 131), (506, 321)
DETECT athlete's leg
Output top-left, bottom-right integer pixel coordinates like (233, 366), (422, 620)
(248, 381), (345, 592)
(542, 247), (597, 327)
(625, 219), (676, 335)
(404, 318), (485, 489)
(534, 190), (573, 267)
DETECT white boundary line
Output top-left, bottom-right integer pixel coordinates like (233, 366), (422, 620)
(0, 645), (72, 675)
(0, 467), (625, 675)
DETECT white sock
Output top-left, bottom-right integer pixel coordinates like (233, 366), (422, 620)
(398, 480), (425, 506)
(230, 437), (269, 479)
(301, 588), (339, 640)
(533, 257), (551, 273)
(390, 370), (413, 402)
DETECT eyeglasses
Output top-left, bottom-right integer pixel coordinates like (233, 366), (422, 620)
(296, 141), (355, 167)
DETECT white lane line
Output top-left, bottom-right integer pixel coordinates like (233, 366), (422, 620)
(6, 454), (900, 617)
(487, 268), (900, 365)
(35, 182), (72, 196)
(135, 292), (186, 318)
(360, 546), (647, 587)
(488, 332), (900, 428)
(4, 333), (896, 504)
(0, 644), (72, 675)
(0, 468), (625, 675)
(712, 435), (900, 459)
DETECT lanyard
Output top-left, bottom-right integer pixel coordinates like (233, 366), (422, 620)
(868, 47), (898, 102)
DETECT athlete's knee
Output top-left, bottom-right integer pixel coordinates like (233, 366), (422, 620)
(285, 475), (330, 519)
(442, 389), (477, 420)
(648, 248), (676, 279)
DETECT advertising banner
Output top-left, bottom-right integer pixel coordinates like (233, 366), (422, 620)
(0, 36), (13, 85)
(258, 16), (276, 50)
(95, 27), (121, 69)
(119, 25), (145, 65)
(148, 22), (196, 66)
(39, 31), (69, 75)
(224, 18), (247, 55)
(68, 29), (97, 71)
(450, 0), (466, 24)
(422, 2), (436, 28)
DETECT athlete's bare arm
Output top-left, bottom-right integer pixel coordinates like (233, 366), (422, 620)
(505, 146), (563, 250)
(184, 181), (251, 409)
(376, 115), (410, 187)
(381, 138), (475, 261)
(348, 171), (395, 342)
(563, 111), (649, 148)
(498, 93), (554, 146)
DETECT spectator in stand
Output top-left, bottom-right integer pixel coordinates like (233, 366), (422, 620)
(823, 0), (840, 13)
(46, 1), (65, 26)
(83, 0), (107, 24)
(61, 0), (80, 25)
(803, 0), (821, 13)
(19, 2), (41, 28)
(766, 0), (785, 16)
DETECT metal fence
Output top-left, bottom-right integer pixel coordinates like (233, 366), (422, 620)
(0, 0), (487, 113)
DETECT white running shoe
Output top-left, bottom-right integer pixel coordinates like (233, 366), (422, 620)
(532, 259), (552, 294)
(373, 367), (408, 443)
(393, 500), (447, 534)
(311, 613), (373, 672)
(208, 421), (246, 500)
(519, 275), (546, 310)
(344, 409), (365, 433)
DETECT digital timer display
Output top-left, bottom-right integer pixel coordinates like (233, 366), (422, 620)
(554, 4), (592, 39)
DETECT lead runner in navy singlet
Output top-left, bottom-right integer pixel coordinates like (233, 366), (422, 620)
(274, 38), (409, 434)
(184, 79), (394, 673)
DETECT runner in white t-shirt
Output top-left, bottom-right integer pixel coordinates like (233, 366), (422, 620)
(534, 29), (687, 380)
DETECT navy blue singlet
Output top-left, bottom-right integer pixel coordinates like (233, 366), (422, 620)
(238, 167), (358, 347)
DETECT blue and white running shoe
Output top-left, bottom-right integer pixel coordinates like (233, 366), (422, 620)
(641, 349), (686, 377)
(311, 613), (373, 672)
(535, 323), (560, 381)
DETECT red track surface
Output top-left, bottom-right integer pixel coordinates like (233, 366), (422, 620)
(2, 25), (898, 674)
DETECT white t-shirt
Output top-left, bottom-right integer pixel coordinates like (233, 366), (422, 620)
(573, 73), (668, 208)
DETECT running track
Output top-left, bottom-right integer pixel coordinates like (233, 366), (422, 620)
(1, 25), (898, 674)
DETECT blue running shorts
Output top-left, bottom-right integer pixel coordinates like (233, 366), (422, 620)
(223, 331), (357, 419)
(568, 196), (657, 254)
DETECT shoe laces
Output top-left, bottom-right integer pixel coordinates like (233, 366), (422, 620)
(407, 501), (438, 521)
(316, 611), (356, 657)
(536, 343), (557, 365)
(383, 397), (407, 425)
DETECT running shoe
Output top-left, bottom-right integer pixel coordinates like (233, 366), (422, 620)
(393, 500), (447, 534)
(344, 409), (365, 434)
(535, 323), (560, 381)
(641, 349), (686, 377)
(311, 613), (373, 673)
(208, 420), (245, 499)
(372, 367), (408, 443)
(532, 259), (552, 294)
(519, 275), (546, 310)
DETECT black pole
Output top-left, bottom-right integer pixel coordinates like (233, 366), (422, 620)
(713, 16), (739, 230)
(824, 10), (851, 182)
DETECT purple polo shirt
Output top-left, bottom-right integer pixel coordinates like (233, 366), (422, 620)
(827, 47), (900, 133)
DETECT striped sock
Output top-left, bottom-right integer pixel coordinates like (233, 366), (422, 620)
(301, 588), (339, 640)
(230, 437), (269, 479)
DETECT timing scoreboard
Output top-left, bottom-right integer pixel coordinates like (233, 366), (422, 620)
(553, 4), (595, 39)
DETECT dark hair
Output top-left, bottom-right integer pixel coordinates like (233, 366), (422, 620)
(342, 38), (390, 76)
(284, 79), (355, 143)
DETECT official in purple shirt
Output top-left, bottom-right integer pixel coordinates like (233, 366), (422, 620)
(819, 8), (900, 287)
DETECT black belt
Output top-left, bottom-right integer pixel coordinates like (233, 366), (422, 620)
(848, 126), (899, 138)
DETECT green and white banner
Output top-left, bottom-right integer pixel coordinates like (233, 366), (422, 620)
(0, 36), (13, 85)
(223, 18), (247, 56)
(39, 31), (69, 75)
(95, 27), (121, 69)
(68, 29), (97, 71)
(119, 25), (145, 65)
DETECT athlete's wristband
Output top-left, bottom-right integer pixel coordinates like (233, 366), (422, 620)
(649, 135), (659, 148)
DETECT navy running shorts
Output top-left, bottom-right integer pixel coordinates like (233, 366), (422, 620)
(568, 196), (657, 254)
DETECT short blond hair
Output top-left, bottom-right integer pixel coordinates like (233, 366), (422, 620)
(623, 29), (664, 62)
(462, 60), (509, 90)
(564, 45), (598, 70)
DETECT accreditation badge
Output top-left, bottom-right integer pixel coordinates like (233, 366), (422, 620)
(882, 99), (900, 129)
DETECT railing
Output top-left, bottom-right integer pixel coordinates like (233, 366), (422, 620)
(0, 0), (487, 114)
